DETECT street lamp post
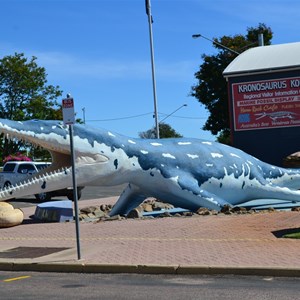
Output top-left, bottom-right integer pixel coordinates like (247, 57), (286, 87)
(192, 33), (240, 55)
(151, 104), (187, 138)
(159, 104), (187, 124)
(146, 0), (160, 139)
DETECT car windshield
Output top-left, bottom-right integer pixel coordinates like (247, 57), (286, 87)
(2, 163), (16, 172)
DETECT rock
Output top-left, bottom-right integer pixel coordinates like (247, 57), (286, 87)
(94, 209), (107, 218)
(152, 201), (174, 211)
(0, 203), (24, 228)
(183, 211), (194, 217)
(291, 207), (300, 211)
(100, 204), (108, 212)
(141, 203), (153, 212)
(81, 206), (98, 213)
(105, 214), (122, 221)
(161, 211), (172, 217)
(220, 205), (232, 213)
(197, 207), (210, 215)
(232, 206), (247, 213)
(0, 202), (14, 211)
(79, 213), (90, 221)
(127, 208), (142, 219)
(174, 213), (182, 217)
(78, 204), (110, 221)
(77, 198), (287, 223)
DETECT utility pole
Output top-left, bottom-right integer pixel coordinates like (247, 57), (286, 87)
(146, 0), (160, 138)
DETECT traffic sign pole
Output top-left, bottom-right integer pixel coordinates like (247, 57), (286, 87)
(62, 95), (81, 260)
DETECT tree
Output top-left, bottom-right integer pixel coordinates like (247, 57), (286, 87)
(139, 123), (183, 139)
(191, 23), (273, 143)
(0, 53), (63, 160)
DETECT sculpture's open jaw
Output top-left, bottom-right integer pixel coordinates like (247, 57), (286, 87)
(0, 119), (108, 201)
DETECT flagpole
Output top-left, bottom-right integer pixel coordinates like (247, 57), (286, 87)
(145, 0), (160, 139)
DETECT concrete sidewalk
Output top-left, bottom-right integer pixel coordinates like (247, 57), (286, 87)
(0, 197), (300, 276)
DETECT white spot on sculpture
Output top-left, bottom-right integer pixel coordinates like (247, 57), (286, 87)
(211, 153), (223, 158)
(108, 132), (116, 137)
(187, 154), (199, 159)
(162, 153), (176, 159)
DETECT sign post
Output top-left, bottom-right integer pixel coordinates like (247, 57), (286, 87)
(62, 95), (81, 260)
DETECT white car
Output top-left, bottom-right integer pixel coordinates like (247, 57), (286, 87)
(0, 161), (84, 201)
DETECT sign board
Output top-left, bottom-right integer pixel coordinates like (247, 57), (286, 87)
(62, 98), (75, 125)
(232, 76), (300, 131)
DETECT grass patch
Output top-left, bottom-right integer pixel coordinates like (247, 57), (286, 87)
(283, 232), (300, 239)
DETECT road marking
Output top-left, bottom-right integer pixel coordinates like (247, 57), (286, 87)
(3, 275), (31, 282)
(0, 236), (274, 242)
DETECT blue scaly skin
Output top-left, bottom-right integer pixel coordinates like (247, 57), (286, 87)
(0, 119), (300, 216)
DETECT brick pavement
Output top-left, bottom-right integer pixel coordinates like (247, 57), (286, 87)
(0, 197), (300, 276)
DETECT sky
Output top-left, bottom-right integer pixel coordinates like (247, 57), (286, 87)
(1, 0), (300, 141)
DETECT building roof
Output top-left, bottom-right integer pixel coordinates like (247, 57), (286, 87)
(223, 42), (300, 77)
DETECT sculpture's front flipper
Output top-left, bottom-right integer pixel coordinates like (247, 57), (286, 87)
(109, 184), (147, 216)
(164, 174), (232, 211)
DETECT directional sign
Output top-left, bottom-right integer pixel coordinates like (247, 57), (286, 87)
(62, 98), (75, 125)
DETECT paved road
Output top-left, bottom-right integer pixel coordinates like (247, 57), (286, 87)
(1, 272), (300, 300)
(8, 185), (126, 208)
(79, 184), (126, 200)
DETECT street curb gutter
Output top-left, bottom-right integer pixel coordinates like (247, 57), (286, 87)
(1, 262), (300, 277)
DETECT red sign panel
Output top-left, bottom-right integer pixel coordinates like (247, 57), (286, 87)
(232, 77), (300, 131)
(62, 98), (74, 109)
(62, 98), (75, 125)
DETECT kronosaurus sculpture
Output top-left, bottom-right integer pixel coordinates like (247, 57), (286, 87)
(0, 118), (300, 216)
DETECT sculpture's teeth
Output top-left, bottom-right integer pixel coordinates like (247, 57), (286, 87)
(0, 169), (73, 201)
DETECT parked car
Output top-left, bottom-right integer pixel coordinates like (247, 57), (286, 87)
(0, 161), (84, 201)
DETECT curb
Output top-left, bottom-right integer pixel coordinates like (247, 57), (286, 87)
(1, 262), (300, 277)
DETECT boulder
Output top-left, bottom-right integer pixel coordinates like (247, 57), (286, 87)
(0, 203), (24, 228)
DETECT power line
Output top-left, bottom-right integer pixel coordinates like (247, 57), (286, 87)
(158, 113), (207, 120)
(86, 112), (153, 122)
(86, 112), (206, 123)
